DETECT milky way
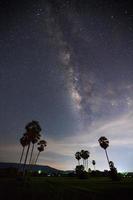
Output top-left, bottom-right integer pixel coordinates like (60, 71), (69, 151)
(47, 0), (133, 127)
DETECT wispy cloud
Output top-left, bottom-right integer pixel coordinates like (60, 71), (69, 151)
(43, 111), (133, 171)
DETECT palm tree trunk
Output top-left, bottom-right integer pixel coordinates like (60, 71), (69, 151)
(29, 143), (34, 165)
(105, 149), (110, 169)
(84, 159), (86, 171)
(23, 143), (30, 177)
(28, 143), (35, 173)
(87, 159), (88, 172)
(34, 151), (40, 165)
(86, 159), (87, 171)
(17, 147), (25, 172)
(83, 159), (84, 167)
(86, 159), (88, 171)
(78, 160), (79, 165)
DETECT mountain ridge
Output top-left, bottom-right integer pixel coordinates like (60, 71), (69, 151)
(0, 162), (64, 173)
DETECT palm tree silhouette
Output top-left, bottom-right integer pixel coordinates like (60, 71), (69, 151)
(80, 150), (90, 171)
(34, 140), (47, 165)
(22, 121), (42, 176)
(75, 152), (81, 165)
(28, 138), (38, 165)
(22, 134), (31, 176)
(37, 140), (47, 146)
(18, 135), (29, 172)
(80, 150), (85, 166)
(25, 121), (41, 164)
(98, 136), (110, 168)
(84, 150), (90, 171)
(92, 160), (96, 170)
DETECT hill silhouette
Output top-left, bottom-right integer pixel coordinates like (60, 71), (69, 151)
(0, 162), (63, 174)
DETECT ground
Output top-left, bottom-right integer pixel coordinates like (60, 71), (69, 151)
(0, 177), (133, 200)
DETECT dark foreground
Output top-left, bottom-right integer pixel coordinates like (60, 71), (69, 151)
(0, 177), (133, 200)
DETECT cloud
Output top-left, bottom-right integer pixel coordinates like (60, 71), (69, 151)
(43, 111), (133, 171)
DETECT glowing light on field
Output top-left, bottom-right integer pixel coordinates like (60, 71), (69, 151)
(38, 170), (42, 174)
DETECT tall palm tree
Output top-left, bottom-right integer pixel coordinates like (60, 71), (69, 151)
(80, 150), (89, 170)
(80, 150), (85, 166)
(22, 121), (42, 176)
(18, 135), (29, 172)
(92, 160), (96, 170)
(25, 121), (41, 164)
(75, 152), (81, 165)
(28, 138), (39, 173)
(22, 134), (31, 176)
(84, 150), (90, 171)
(98, 136), (110, 168)
(34, 140), (47, 165)
(28, 137), (40, 165)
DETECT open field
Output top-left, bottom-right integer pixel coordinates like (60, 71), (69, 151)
(0, 177), (133, 200)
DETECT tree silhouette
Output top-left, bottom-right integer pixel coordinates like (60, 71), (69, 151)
(80, 150), (90, 171)
(26, 121), (41, 164)
(18, 135), (29, 172)
(75, 152), (81, 165)
(98, 136), (110, 169)
(29, 138), (38, 165)
(22, 120), (42, 176)
(92, 160), (96, 170)
(75, 165), (88, 179)
(80, 150), (85, 166)
(75, 165), (84, 174)
(22, 134), (30, 176)
(84, 150), (90, 171)
(34, 140), (47, 165)
(109, 161), (118, 180)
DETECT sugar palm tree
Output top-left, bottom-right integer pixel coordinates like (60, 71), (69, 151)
(84, 150), (90, 171)
(25, 121), (41, 164)
(22, 121), (42, 176)
(92, 160), (96, 170)
(80, 150), (85, 166)
(27, 138), (39, 174)
(22, 134), (31, 176)
(28, 137), (41, 165)
(75, 152), (81, 165)
(37, 140), (47, 146)
(25, 120), (42, 133)
(80, 150), (90, 171)
(18, 135), (29, 172)
(98, 136), (110, 168)
(34, 140), (47, 165)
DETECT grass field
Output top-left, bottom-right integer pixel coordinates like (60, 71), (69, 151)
(0, 176), (133, 200)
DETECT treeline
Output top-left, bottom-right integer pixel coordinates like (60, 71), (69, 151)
(0, 167), (129, 179)
(75, 136), (119, 181)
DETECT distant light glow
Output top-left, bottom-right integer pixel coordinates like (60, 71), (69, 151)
(38, 170), (42, 174)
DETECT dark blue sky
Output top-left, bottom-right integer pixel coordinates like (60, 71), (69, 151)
(0, 0), (133, 170)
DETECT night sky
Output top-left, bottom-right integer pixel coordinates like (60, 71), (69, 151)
(0, 0), (133, 171)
